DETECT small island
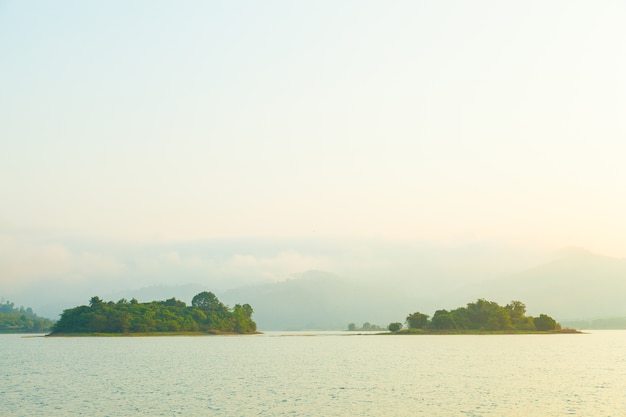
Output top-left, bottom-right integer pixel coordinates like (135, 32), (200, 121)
(1, 300), (54, 333)
(386, 299), (579, 334)
(49, 291), (258, 336)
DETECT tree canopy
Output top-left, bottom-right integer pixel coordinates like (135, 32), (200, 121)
(387, 322), (402, 332)
(51, 292), (257, 334)
(347, 322), (385, 331)
(0, 300), (54, 333)
(394, 299), (561, 333)
(406, 312), (430, 329)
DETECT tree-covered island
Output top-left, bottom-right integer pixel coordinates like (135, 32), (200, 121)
(387, 299), (578, 334)
(50, 291), (257, 335)
(0, 300), (55, 333)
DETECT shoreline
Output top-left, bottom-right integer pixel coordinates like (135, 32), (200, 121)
(46, 330), (263, 337)
(385, 328), (583, 335)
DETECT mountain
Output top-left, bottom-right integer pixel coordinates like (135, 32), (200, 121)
(452, 248), (626, 320)
(224, 249), (626, 330)
(220, 270), (429, 330)
(0, 238), (549, 323)
(8, 240), (624, 329)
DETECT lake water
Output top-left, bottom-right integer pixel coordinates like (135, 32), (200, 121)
(2, 331), (625, 416)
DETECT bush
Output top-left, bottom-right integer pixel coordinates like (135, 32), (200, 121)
(388, 322), (402, 332)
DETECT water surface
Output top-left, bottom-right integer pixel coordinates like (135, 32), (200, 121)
(2, 331), (625, 416)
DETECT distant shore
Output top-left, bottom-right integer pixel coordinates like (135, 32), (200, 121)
(387, 328), (583, 335)
(46, 330), (263, 337)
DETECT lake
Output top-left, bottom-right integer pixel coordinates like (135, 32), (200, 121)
(2, 331), (625, 416)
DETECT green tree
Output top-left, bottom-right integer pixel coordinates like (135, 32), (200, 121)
(430, 310), (456, 330)
(388, 322), (402, 332)
(449, 307), (470, 329)
(465, 299), (512, 330)
(406, 312), (429, 329)
(505, 301), (535, 330)
(534, 314), (559, 331)
(192, 292), (227, 314)
(89, 296), (103, 308)
(232, 303), (256, 333)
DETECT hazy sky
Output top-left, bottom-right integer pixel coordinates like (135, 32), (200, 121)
(2, 1), (626, 301)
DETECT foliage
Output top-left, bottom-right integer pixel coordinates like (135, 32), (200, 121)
(347, 322), (385, 331)
(534, 314), (560, 331)
(404, 299), (561, 332)
(387, 322), (402, 332)
(430, 310), (456, 330)
(506, 300), (536, 330)
(51, 292), (257, 334)
(0, 300), (54, 333)
(406, 312), (430, 329)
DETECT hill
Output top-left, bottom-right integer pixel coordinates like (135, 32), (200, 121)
(221, 249), (626, 330)
(220, 270), (431, 330)
(454, 248), (626, 320)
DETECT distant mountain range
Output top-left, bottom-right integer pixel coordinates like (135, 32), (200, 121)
(99, 271), (424, 330)
(104, 249), (626, 330)
(220, 270), (427, 330)
(9, 246), (626, 330)
(455, 248), (626, 320)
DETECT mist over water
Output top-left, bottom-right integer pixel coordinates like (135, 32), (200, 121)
(3, 331), (625, 416)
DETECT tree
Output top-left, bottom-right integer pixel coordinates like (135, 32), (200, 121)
(534, 314), (559, 331)
(89, 296), (103, 308)
(465, 299), (512, 330)
(192, 292), (225, 313)
(506, 300), (526, 318)
(430, 310), (456, 330)
(406, 312), (429, 329)
(505, 300), (534, 330)
(232, 303), (256, 333)
(163, 297), (186, 308)
(347, 323), (356, 331)
(388, 322), (402, 332)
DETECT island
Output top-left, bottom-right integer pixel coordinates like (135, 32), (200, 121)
(49, 291), (258, 336)
(386, 299), (579, 334)
(1, 300), (54, 333)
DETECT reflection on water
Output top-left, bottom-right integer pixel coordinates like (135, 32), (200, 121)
(2, 331), (625, 416)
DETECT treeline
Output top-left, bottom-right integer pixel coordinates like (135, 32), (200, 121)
(389, 299), (561, 333)
(51, 291), (257, 334)
(347, 322), (385, 331)
(0, 300), (55, 333)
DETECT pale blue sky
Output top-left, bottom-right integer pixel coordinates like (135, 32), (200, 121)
(1, 0), (626, 280)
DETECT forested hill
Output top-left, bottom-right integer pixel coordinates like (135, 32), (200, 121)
(50, 292), (257, 335)
(0, 300), (55, 333)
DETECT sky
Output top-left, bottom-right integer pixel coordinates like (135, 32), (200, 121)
(1, 1), (626, 305)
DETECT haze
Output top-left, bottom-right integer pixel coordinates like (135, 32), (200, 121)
(1, 1), (625, 324)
